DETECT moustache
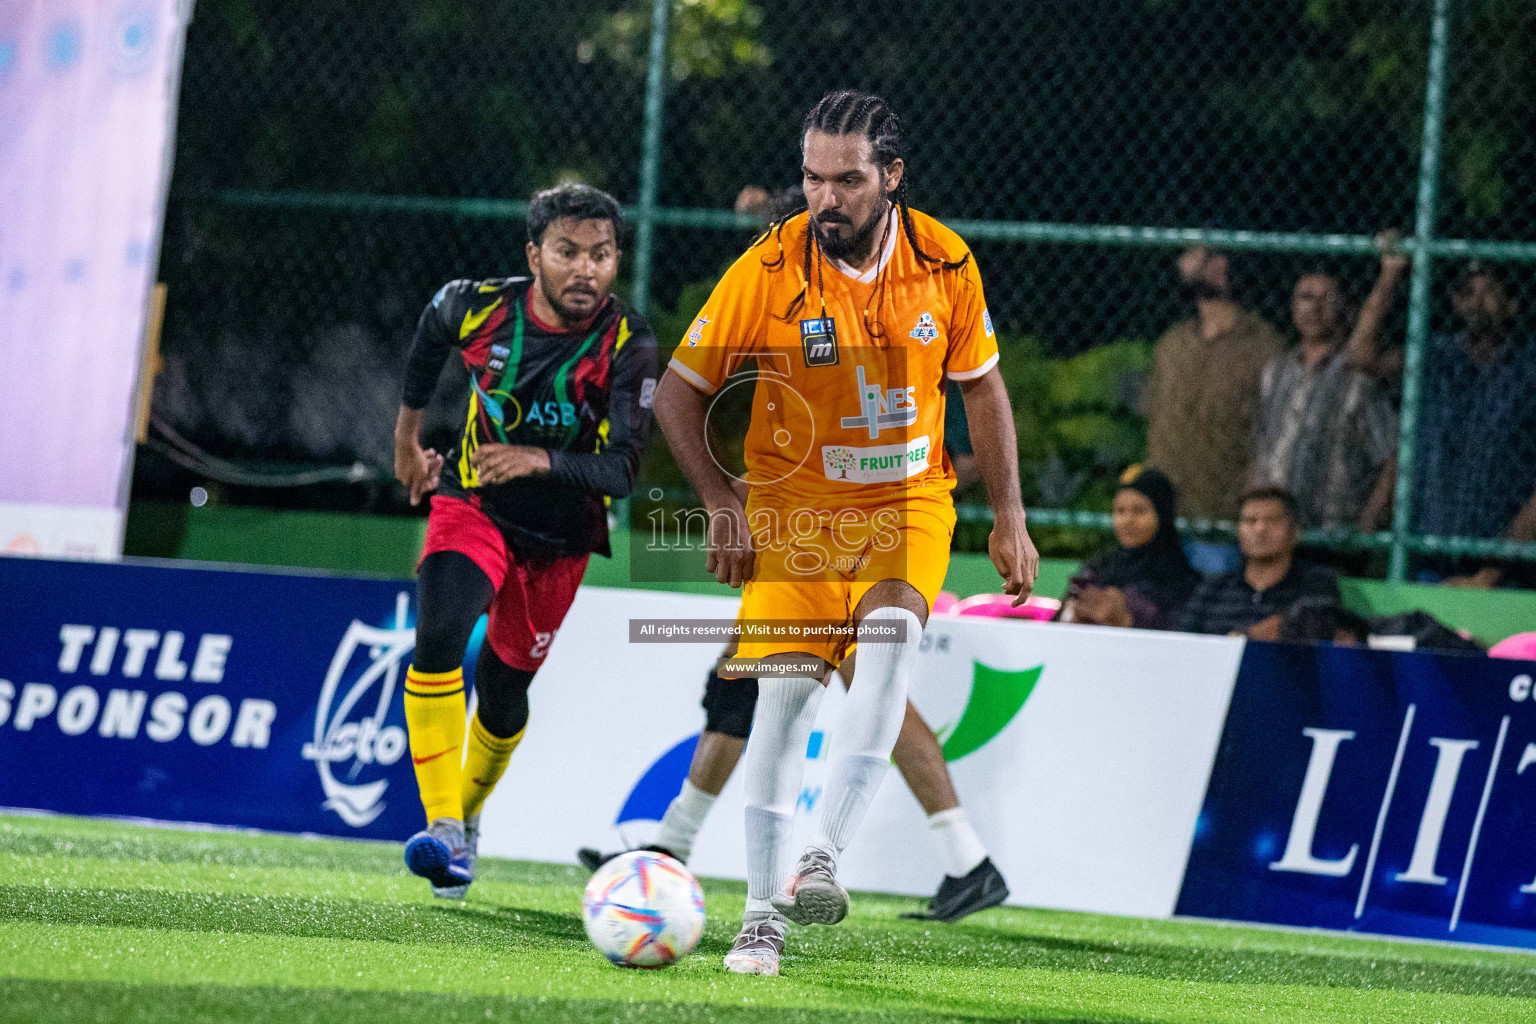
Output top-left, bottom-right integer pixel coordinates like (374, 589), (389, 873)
(816, 213), (852, 226)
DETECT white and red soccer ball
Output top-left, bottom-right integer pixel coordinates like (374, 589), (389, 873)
(582, 850), (705, 968)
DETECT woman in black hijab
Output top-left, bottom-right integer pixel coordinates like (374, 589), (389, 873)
(1058, 466), (1202, 630)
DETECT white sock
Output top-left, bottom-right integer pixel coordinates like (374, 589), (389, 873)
(813, 606), (922, 859)
(928, 806), (987, 878)
(741, 677), (823, 908)
(651, 779), (715, 862)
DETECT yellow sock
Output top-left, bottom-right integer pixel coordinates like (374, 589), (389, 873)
(404, 665), (466, 823)
(461, 713), (525, 819)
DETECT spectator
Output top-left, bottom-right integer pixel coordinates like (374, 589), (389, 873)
(735, 184), (806, 226)
(1145, 245), (1284, 520)
(1410, 262), (1536, 586)
(1058, 466), (1201, 630)
(1249, 250), (1404, 531)
(1178, 487), (1341, 638)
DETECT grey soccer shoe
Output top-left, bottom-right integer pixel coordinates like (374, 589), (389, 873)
(723, 911), (789, 975)
(771, 847), (849, 926)
(405, 817), (472, 893)
(426, 813), (479, 900)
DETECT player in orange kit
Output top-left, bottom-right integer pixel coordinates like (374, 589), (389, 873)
(651, 90), (1039, 975)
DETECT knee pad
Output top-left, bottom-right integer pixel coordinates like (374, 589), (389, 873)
(701, 669), (759, 739)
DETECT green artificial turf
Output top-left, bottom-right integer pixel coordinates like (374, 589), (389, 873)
(2, 814), (1534, 1022)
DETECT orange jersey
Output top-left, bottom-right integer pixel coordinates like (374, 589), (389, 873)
(668, 208), (997, 511)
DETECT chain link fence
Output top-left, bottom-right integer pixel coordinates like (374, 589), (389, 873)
(143, 0), (1536, 583)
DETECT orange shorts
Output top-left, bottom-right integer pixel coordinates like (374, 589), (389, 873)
(728, 497), (955, 668)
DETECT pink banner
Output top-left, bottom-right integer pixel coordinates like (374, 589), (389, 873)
(0, 0), (188, 557)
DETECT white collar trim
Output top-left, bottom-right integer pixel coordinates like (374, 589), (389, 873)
(830, 208), (900, 283)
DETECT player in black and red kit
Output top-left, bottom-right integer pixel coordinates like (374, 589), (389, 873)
(392, 184), (658, 897)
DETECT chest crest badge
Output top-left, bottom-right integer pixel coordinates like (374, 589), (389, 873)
(910, 311), (940, 345)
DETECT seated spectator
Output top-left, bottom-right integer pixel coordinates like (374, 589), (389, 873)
(1058, 466), (1201, 630)
(1179, 487), (1341, 638)
(1249, 254), (1402, 531)
(1144, 245), (1283, 520)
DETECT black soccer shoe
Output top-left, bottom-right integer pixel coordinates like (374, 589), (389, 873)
(899, 857), (1010, 923)
(576, 844), (683, 873)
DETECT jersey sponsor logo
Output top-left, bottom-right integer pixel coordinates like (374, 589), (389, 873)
(800, 318), (839, 367)
(909, 311), (940, 345)
(688, 315), (710, 347)
(839, 364), (917, 439)
(524, 400), (584, 429)
(488, 343), (511, 374)
(821, 435), (930, 484)
(982, 308), (995, 338)
(639, 377), (657, 409)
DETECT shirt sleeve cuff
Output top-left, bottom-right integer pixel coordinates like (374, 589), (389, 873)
(945, 352), (999, 381)
(667, 357), (719, 395)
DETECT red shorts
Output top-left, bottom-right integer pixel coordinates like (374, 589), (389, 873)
(419, 495), (590, 671)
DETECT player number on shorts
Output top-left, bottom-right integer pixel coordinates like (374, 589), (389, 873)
(530, 630), (557, 659)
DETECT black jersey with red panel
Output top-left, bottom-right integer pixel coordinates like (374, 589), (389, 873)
(402, 277), (658, 558)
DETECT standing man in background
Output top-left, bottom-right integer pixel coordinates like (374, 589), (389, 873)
(392, 184), (657, 898)
(1248, 251), (1403, 532)
(1144, 245), (1283, 523)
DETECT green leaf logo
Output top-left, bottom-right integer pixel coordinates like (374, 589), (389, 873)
(936, 662), (1042, 762)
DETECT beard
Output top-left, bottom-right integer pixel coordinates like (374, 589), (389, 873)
(1462, 309), (1510, 340)
(540, 274), (600, 324)
(812, 201), (888, 262)
(1178, 278), (1227, 303)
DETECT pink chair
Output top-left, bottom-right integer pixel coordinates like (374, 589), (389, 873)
(1489, 632), (1536, 661)
(952, 592), (1062, 622)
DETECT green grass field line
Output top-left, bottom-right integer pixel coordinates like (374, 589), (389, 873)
(3, 814), (1536, 1023)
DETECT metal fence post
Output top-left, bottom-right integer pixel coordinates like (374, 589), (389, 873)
(1389, 0), (1454, 583)
(631, 0), (671, 316)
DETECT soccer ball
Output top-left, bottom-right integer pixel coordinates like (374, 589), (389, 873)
(581, 850), (705, 968)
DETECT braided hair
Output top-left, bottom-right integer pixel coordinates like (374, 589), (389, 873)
(804, 90), (967, 270)
(771, 90), (968, 322)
